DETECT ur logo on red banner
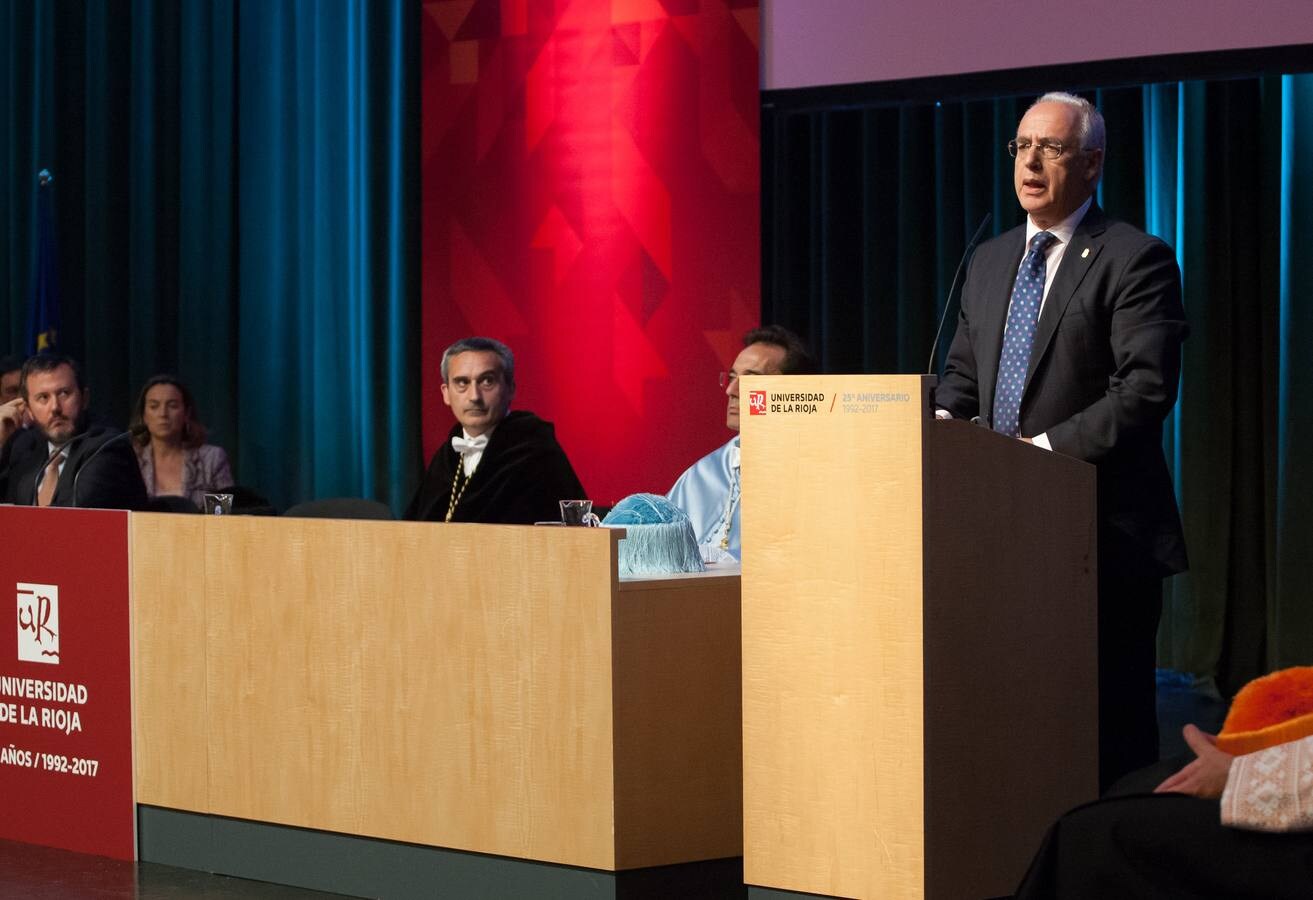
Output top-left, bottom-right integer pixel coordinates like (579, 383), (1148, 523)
(749, 391), (767, 415)
(1, 507), (135, 861)
(17, 583), (59, 665)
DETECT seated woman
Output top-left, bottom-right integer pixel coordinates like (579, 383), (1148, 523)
(130, 375), (233, 509)
(1015, 667), (1313, 899)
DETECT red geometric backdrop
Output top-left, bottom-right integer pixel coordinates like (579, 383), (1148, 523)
(421, 0), (760, 504)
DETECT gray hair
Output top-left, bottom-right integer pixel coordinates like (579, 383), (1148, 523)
(1032, 91), (1106, 156)
(440, 336), (516, 393)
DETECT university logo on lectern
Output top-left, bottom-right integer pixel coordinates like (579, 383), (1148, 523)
(17, 582), (60, 664)
(749, 391), (767, 415)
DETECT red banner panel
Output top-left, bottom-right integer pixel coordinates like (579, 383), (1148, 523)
(0, 508), (135, 861)
(421, 0), (761, 505)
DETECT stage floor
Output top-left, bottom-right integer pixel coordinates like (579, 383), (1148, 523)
(0, 838), (355, 900)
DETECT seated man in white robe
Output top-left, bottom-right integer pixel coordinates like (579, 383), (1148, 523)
(667, 325), (816, 562)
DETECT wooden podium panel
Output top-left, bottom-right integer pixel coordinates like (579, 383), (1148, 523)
(741, 375), (930, 899)
(740, 374), (1097, 900)
(920, 412), (1099, 898)
(130, 516), (741, 871)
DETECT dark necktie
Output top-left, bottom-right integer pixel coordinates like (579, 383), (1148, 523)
(992, 231), (1057, 438)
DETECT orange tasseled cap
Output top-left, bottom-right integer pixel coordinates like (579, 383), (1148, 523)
(1218, 666), (1313, 755)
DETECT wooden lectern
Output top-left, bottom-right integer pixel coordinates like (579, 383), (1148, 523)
(739, 374), (1098, 900)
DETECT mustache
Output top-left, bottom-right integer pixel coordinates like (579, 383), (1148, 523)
(41, 409), (89, 434)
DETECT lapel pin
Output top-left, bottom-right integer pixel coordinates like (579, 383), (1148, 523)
(1081, 247), (1090, 259)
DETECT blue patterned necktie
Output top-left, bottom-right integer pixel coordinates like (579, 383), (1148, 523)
(992, 231), (1057, 438)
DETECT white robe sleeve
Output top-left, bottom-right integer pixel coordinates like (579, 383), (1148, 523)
(1221, 734), (1313, 832)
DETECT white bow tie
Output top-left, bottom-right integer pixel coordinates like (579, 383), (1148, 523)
(451, 434), (489, 455)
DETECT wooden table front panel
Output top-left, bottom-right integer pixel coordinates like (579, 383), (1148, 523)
(134, 519), (620, 869)
(612, 573), (743, 868)
(130, 513), (209, 811)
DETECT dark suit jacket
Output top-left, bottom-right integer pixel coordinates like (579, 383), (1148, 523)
(0, 424), (148, 511)
(935, 204), (1189, 577)
(404, 410), (586, 524)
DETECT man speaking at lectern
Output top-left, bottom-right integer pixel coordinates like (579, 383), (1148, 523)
(934, 92), (1188, 792)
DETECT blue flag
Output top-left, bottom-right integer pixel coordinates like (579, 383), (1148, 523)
(27, 169), (61, 354)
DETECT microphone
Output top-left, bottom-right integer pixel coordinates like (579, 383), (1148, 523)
(70, 430), (135, 508)
(926, 212), (993, 376)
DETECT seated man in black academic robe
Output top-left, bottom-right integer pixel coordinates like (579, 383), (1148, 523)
(0, 353), (147, 511)
(404, 336), (585, 524)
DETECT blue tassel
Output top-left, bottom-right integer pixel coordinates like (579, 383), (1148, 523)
(602, 493), (706, 576)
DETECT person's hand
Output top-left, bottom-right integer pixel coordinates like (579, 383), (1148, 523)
(0, 397), (29, 443)
(1154, 724), (1234, 799)
(1019, 436), (1033, 444)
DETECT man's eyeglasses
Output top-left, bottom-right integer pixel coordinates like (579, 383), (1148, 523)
(1007, 138), (1093, 160)
(718, 372), (738, 388)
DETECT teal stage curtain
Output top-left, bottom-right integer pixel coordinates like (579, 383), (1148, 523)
(763, 74), (1313, 695)
(1, 0), (418, 514)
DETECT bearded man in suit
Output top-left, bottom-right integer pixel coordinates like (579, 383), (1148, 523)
(0, 354), (147, 510)
(935, 92), (1188, 792)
